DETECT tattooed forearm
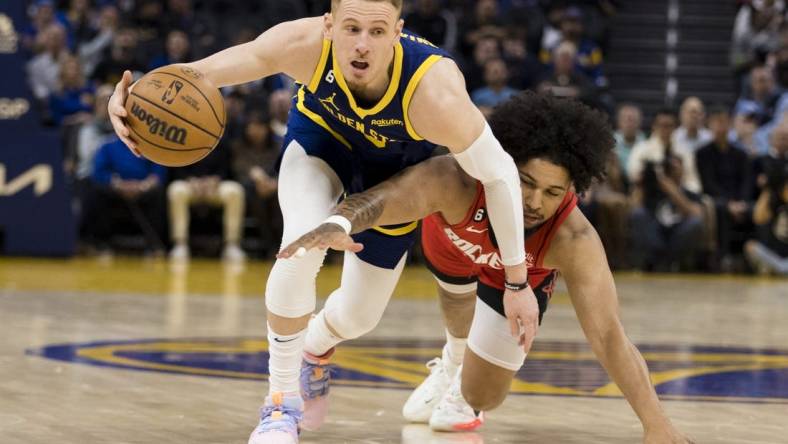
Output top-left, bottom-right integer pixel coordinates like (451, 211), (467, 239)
(335, 188), (387, 234)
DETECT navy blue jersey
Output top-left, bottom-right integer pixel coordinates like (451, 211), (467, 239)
(281, 31), (452, 268)
(295, 31), (452, 158)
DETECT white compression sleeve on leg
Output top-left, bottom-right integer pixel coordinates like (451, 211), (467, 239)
(453, 123), (526, 266)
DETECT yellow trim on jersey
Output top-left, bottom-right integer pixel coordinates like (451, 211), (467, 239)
(308, 39), (332, 93)
(296, 86), (352, 150)
(402, 54), (442, 141)
(331, 41), (404, 119)
(372, 221), (418, 236)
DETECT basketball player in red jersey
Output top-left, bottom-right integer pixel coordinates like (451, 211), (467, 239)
(280, 92), (694, 444)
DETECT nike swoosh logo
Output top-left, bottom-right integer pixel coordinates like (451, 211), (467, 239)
(273, 337), (297, 343)
(466, 227), (488, 234)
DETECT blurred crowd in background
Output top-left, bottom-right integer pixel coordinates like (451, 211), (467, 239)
(20, 0), (788, 276)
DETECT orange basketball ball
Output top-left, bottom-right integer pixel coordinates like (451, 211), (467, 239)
(124, 64), (225, 167)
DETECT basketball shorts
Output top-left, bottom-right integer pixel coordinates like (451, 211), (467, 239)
(279, 107), (434, 269)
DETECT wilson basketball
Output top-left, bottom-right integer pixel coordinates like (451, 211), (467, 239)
(124, 64), (225, 167)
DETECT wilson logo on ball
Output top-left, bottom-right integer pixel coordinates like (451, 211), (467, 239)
(130, 102), (188, 145)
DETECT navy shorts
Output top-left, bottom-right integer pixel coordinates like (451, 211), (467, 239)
(279, 108), (433, 269)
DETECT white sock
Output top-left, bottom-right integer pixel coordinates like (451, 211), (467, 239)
(304, 310), (343, 357)
(266, 323), (306, 396)
(444, 329), (467, 369)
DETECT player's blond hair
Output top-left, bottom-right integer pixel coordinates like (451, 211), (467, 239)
(331, 0), (403, 12)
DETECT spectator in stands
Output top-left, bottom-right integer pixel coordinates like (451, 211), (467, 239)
(537, 41), (597, 105)
(91, 26), (146, 86)
(674, 97), (712, 151)
(268, 89), (292, 147)
(745, 161), (788, 275)
(732, 101), (762, 156)
(614, 103), (645, 173)
(74, 85), (115, 183)
(167, 146), (246, 263)
(132, 0), (166, 62)
(65, 0), (96, 48)
(672, 96), (711, 193)
(581, 149), (630, 270)
(164, 0), (216, 59)
(540, 2), (568, 56)
(471, 58), (517, 115)
(88, 137), (167, 256)
(78, 4), (118, 78)
(696, 106), (752, 271)
(629, 155), (705, 271)
(735, 65), (780, 127)
(458, 0), (505, 58)
(627, 108), (678, 184)
(148, 30), (191, 70)
(73, 85), (116, 245)
(22, 0), (69, 54)
(26, 23), (69, 104)
(500, 26), (542, 90)
(731, 0), (784, 83)
(404, 0), (458, 52)
(231, 113), (282, 258)
(48, 55), (94, 127)
(749, 115), (788, 200)
(223, 90), (248, 144)
(540, 6), (607, 88)
(463, 34), (501, 93)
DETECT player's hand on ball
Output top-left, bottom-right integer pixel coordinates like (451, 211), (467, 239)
(277, 222), (364, 259)
(108, 70), (139, 155)
(503, 285), (539, 353)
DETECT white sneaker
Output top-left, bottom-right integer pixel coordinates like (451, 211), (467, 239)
(169, 244), (190, 262)
(429, 365), (483, 432)
(222, 244), (247, 263)
(402, 346), (458, 423)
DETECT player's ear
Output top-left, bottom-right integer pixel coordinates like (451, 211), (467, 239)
(323, 12), (333, 40)
(393, 18), (404, 42)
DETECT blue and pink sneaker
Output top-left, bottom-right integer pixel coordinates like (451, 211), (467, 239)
(300, 347), (335, 430)
(248, 392), (303, 444)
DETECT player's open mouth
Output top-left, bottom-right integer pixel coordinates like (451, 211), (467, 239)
(351, 61), (369, 70)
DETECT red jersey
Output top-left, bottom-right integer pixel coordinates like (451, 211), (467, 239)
(421, 182), (578, 317)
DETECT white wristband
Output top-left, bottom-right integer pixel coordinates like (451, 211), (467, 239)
(323, 215), (352, 234)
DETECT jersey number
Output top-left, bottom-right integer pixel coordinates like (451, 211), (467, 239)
(473, 209), (486, 222)
(325, 70), (335, 84)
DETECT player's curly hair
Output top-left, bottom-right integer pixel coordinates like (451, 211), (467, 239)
(488, 91), (614, 194)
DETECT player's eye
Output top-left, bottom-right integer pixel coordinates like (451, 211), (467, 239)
(346, 26), (359, 33)
(371, 28), (385, 36)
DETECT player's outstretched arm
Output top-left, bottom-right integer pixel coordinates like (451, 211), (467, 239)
(549, 210), (693, 444)
(278, 156), (470, 258)
(108, 17), (325, 154)
(407, 59), (529, 283)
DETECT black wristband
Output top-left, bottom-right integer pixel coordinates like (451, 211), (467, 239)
(504, 280), (530, 291)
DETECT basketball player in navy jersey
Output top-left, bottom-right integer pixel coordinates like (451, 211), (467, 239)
(281, 92), (694, 444)
(107, 1), (535, 443)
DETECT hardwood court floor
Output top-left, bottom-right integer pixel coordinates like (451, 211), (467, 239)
(1, 257), (787, 443)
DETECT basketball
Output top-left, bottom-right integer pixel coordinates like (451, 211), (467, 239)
(124, 64), (225, 167)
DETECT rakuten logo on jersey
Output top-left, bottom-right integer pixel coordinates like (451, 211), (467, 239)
(444, 227), (536, 269)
